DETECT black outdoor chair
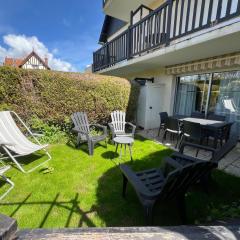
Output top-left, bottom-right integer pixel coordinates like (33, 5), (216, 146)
(179, 120), (205, 156)
(207, 113), (226, 121)
(162, 117), (181, 148)
(120, 137), (238, 225)
(204, 122), (234, 148)
(179, 135), (238, 164)
(71, 112), (107, 155)
(120, 159), (216, 225)
(191, 111), (205, 118)
(158, 112), (168, 136)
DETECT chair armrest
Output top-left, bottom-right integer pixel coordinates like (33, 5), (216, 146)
(179, 141), (216, 155)
(171, 152), (200, 164)
(126, 122), (136, 135)
(120, 164), (159, 199)
(32, 132), (44, 137)
(90, 124), (107, 135)
(108, 123), (115, 134)
(163, 156), (183, 168)
(72, 127), (89, 136)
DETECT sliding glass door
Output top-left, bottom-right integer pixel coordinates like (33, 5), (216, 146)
(174, 74), (211, 116)
(174, 70), (240, 137)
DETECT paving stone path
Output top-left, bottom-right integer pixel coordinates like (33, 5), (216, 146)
(138, 129), (240, 177)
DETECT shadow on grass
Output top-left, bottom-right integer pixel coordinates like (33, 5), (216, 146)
(95, 148), (183, 227)
(0, 193), (97, 228)
(66, 140), (107, 155)
(101, 151), (119, 160)
(95, 148), (240, 228)
(2, 151), (50, 172)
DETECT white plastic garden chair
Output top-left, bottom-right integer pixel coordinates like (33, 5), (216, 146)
(109, 110), (136, 141)
(0, 111), (51, 173)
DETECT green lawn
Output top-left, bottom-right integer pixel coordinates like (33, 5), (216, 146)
(0, 136), (240, 229)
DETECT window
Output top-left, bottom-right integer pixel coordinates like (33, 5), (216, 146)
(174, 71), (240, 137)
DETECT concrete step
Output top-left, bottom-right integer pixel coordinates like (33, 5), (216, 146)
(17, 225), (240, 240)
(0, 214), (17, 240)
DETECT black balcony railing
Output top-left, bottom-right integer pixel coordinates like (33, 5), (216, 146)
(94, 0), (240, 72)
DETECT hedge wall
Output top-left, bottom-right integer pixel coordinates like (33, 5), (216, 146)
(0, 66), (139, 128)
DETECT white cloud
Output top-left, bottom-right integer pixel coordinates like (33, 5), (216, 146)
(0, 34), (76, 72)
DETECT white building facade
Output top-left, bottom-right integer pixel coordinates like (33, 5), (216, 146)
(94, 0), (240, 136)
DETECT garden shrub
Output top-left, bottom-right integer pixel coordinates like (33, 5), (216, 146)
(0, 66), (139, 137)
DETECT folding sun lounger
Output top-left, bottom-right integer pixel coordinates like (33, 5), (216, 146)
(0, 111), (51, 173)
(0, 165), (14, 200)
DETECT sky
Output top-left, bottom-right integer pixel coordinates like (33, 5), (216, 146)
(0, 0), (104, 72)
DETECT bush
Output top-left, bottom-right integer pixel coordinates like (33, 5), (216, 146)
(0, 67), (139, 133)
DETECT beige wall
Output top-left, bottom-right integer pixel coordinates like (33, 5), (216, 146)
(107, 24), (129, 42)
(149, 0), (165, 10)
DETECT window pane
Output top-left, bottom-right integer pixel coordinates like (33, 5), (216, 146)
(210, 71), (240, 137)
(175, 74), (210, 116)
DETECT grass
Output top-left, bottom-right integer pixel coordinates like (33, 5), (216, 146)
(0, 135), (240, 229)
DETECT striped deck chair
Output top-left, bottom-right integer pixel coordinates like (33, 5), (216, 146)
(0, 111), (51, 173)
(109, 111), (136, 140)
(0, 165), (14, 200)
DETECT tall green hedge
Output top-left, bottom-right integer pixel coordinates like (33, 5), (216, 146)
(0, 66), (139, 128)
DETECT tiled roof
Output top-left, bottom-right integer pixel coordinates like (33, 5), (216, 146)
(4, 57), (23, 67)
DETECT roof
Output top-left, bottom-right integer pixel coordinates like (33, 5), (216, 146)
(99, 15), (127, 44)
(4, 58), (23, 67)
(4, 51), (50, 70)
(19, 51), (50, 70)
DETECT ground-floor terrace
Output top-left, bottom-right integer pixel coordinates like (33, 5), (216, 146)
(123, 55), (240, 141)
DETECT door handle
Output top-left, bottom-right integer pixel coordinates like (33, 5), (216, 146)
(149, 106), (153, 109)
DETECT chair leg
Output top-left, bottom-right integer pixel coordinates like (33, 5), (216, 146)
(178, 135), (185, 153)
(122, 175), (128, 198)
(88, 141), (94, 156)
(162, 130), (167, 143)
(144, 202), (154, 225)
(177, 195), (186, 224)
(175, 134), (179, 149)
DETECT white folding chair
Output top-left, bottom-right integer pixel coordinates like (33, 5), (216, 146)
(0, 111), (51, 173)
(0, 165), (14, 200)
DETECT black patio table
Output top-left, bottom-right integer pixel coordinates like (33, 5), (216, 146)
(173, 116), (228, 148)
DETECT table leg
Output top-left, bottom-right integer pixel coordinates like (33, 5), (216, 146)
(124, 144), (126, 156)
(214, 131), (218, 149)
(129, 144), (133, 162)
(115, 143), (119, 153)
(120, 144), (122, 159)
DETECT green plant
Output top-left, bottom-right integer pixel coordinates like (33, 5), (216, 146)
(29, 116), (67, 144)
(0, 66), (139, 130)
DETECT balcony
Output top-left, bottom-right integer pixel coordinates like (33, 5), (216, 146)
(93, 0), (240, 73)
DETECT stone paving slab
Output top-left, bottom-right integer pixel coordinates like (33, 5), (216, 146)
(138, 129), (240, 177)
(17, 225), (240, 240)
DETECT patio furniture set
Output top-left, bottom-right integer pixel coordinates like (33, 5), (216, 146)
(0, 110), (135, 200)
(0, 110), (238, 226)
(119, 111), (238, 224)
(71, 111), (136, 158)
(159, 111), (233, 150)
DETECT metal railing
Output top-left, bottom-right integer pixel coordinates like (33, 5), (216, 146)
(94, 0), (240, 72)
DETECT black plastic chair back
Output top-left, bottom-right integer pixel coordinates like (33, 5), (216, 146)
(160, 112), (168, 125)
(182, 120), (202, 140)
(191, 111), (205, 119)
(165, 117), (179, 131)
(161, 161), (216, 200)
(212, 136), (238, 163)
(208, 114), (226, 121)
(222, 122), (234, 141)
